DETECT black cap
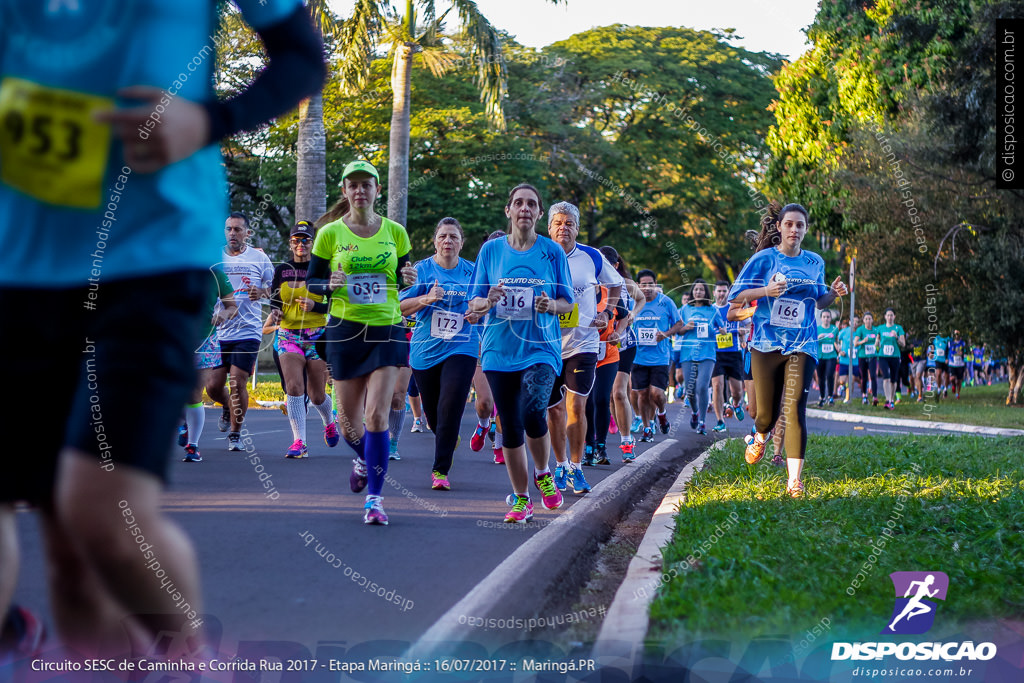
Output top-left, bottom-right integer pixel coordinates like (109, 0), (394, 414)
(291, 221), (314, 238)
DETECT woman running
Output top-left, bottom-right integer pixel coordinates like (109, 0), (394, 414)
(585, 286), (625, 464)
(466, 184), (574, 523)
(400, 217), (480, 490)
(307, 160), (417, 526)
(815, 309), (839, 406)
(472, 229), (508, 464)
(678, 278), (727, 435)
(268, 221), (338, 458)
(854, 312), (881, 406)
(729, 202), (847, 497)
(876, 308), (906, 410)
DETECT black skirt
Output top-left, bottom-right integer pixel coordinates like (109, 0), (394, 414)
(323, 318), (409, 381)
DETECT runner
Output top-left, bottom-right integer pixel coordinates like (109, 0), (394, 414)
(972, 342), (988, 386)
(932, 331), (950, 398)
(631, 270), (684, 443)
(400, 217), (480, 490)
(388, 367), (413, 460)
(678, 279), (727, 435)
(671, 290), (693, 405)
(876, 308), (906, 410)
(307, 160), (417, 526)
(0, 0), (325, 658)
(598, 246), (645, 462)
(466, 184), (574, 522)
(585, 286), (624, 464)
(815, 309), (839, 406)
(854, 311), (881, 406)
(206, 213), (274, 449)
(711, 280), (747, 430)
(473, 229), (508, 464)
(730, 202), (847, 497)
(179, 267), (239, 462)
(267, 221), (338, 458)
(947, 329), (968, 399)
(836, 315), (860, 402)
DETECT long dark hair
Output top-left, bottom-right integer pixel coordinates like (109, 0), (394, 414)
(599, 245), (632, 281)
(689, 277), (712, 306)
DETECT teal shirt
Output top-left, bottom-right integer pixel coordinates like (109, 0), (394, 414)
(877, 324), (906, 358)
(837, 327), (857, 361)
(816, 325), (839, 360)
(855, 325), (881, 358)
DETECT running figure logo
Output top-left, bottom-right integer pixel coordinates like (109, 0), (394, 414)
(882, 571), (949, 635)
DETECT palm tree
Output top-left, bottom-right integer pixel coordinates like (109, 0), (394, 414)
(310, 0), (564, 228)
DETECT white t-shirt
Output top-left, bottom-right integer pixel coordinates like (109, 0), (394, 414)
(216, 246), (274, 342)
(560, 243), (624, 358)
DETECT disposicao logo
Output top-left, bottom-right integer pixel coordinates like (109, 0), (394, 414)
(883, 571), (948, 635)
(832, 571), (997, 662)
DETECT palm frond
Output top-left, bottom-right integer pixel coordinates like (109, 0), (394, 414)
(448, 0), (507, 130)
(337, 0), (387, 93)
(304, 0), (343, 38)
(415, 6), (452, 46)
(418, 45), (459, 78)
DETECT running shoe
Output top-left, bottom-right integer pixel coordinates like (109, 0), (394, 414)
(286, 439), (308, 459)
(177, 423), (188, 448)
(861, 397), (868, 405)
(533, 472), (563, 509)
(770, 453), (785, 468)
(630, 416), (643, 434)
(388, 440), (401, 461)
(363, 497), (389, 525)
(0, 605), (46, 664)
(640, 427), (654, 443)
(583, 444), (595, 467)
(350, 458), (368, 493)
(786, 480), (805, 498)
(470, 424), (487, 452)
(744, 432), (767, 464)
(674, 385), (684, 399)
(682, 396), (691, 409)
(894, 392), (901, 404)
(816, 399), (825, 408)
(227, 432), (242, 451)
(411, 418), (425, 433)
(595, 443), (610, 465)
(504, 495), (534, 524)
(712, 421), (727, 433)
(826, 398), (834, 407)
(609, 416), (618, 434)
(735, 403), (745, 421)
(431, 471), (450, 491)
(182, 445), (202, 463)
(493, 447), (504, 464)
(323, 421), (340, 447)
(488, 421), (496, 445)
(689, 411), (699, 430)
(657, 412), (670, 434)
(667, 390), (675, 404)
(872, 397), (879, 407)
(569, 467), (591, 494)
(697, 422), (707, 436)
(218, 408), (230, 432)
(724, 402), (735, 419)
(620, 438), (636, 462)
(554, 464), (569, 491)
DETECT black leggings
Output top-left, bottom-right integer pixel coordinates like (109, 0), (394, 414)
(586, 361), (619, 446)
(816, 358), (836, 400)
(750, 350), (816, 460)
(859, 357), (878, 396)
(413, 354), (477, 475)
(485, 364), (557, 450)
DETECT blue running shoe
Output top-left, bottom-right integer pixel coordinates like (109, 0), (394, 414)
(690, 411), (699, 430)
(712, 421), (727, 433)
(683, 396), (691, 409)
(735, 403), (745, 421)
(177, 423), (188, 448)
(674, 385), (684, 399)
(569, 467), (591, 494)
(583, 444), (595, 466)
(554, 464), (569, 491)
(630, 415), (643, 434)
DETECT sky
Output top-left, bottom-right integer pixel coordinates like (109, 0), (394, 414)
(328, 0), (820, 61)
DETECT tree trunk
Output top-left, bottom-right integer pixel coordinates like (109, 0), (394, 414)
(295, 93), (327, 225)
(388, 42), (415, 228)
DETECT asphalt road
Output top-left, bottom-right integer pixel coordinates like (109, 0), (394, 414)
(9, 398), (971, 668)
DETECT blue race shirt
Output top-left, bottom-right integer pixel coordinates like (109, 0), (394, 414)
(468, 235), (574, 373)
(679, 305), (726, 362)
(400, 256), (480, 371)
(728, 247), (829, 359)
(619, 285), (638, 350)
(633, 292), (681, 367)
(0, 0), (300, 287)
(714, 303), (741, 353)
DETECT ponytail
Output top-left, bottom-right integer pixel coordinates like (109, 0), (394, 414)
(316, 197), (350, 229)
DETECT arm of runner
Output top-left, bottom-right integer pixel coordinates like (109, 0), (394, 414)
(305, 254), (334, 295)
(816, 275), (847, 308)
(400, 279), (443, 316)
(623, 279), (645, 325)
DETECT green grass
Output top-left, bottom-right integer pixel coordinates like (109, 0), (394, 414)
(816, 383), (1023, 429)
(648, 435), (1024, 644)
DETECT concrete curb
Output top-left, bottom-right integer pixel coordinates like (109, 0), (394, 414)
(589, 439), (728, 678)
(806, 408), (1024, 437)
(405, 438), (688, 660)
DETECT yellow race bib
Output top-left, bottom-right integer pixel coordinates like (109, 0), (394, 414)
(0, 77), (113, 209)
(716, 332), (733, 349)
(558, 303), (580, 328)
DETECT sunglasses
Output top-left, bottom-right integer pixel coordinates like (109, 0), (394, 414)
(290, 237), (311, 245)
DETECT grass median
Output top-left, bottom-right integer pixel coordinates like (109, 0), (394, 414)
(815, 383), (1022, 429)
(647, 434), (1024, 644)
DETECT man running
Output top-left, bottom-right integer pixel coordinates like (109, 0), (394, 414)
(947, 330), (968, 399)
(545, 202), (623, 493)
(206, 213), (274, 451)
(711, 280), (747, 430)
(631, 270), (684, 443)
(932, 331), (950, 398)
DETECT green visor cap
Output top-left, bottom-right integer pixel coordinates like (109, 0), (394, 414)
(341, 160), (379, 182)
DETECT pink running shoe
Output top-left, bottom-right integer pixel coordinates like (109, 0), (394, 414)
(493, 447), (504, 464)
(609, 416), (618, 434)
(431, 471), (451, 491)
(324, 421), (340, 447)
(285, 439), (308, 459)
(470, 424), (486, 452)
(533, 472), (563, 510)
(504, 495), (534, 523)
